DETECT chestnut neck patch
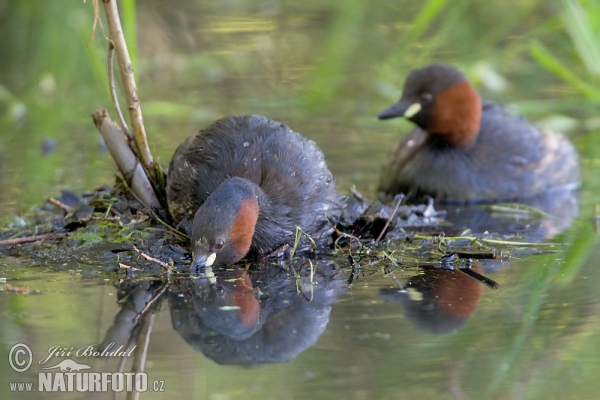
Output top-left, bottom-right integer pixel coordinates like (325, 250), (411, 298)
(427, 80), (482, 148)
(229, 198), (259, 261)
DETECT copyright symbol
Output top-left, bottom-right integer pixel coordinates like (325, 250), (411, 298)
(9, 343), (32, 373)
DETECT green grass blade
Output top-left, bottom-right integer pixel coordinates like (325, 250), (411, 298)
(562, 0), (600, 77)
(530, 40), (600, 103)
(403, 0), (449, 43)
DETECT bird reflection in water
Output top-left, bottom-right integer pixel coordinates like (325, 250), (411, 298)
(380, 263), (493, 334)
(98, 257), (346, 368)
(169, 258), (345, 366)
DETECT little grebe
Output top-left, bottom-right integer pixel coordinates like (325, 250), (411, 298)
(166, 115), (342, 268)
(377, 64), (580, 203)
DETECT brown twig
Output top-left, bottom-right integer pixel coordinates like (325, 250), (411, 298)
(119, 263), (139, 271)
(108, 43), (131, 139)
(88, 0), (108, 45)
(102, 0), (154, 176)
(46, 197), (74, 213)
(375, 194), (404, 245)
(132, 245), (170, 269)
(0, 233), (66, 247)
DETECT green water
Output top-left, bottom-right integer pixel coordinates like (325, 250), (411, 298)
(1, 0), (600, 399)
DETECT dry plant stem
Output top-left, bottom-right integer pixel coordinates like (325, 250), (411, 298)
(46, 197), (74, 213)
(108, 43), (132, 139)
(92, 109), (163, 212)
(119, 263), (139, 271)
(412, 234), (560, 247)
(0, 234), (66, 246)
(150, 213), (189, 240)
(375, 195), (404, 245)
(102, 0), (154, 175)
(132, 245), (169, 269)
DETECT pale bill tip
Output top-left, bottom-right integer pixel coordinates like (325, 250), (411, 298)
(205, 252), (217, 267)
(404, 103), (422, 118)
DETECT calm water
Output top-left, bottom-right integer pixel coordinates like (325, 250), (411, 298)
(1, 1), (600, 399)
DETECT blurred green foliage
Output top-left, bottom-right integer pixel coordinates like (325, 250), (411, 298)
(532, 0), (600, 103)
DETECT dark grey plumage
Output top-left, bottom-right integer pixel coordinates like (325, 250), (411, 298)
(166, 115), (342, 259)
(379, 102), (580, 203)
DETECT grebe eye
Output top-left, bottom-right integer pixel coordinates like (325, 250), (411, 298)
(421, 92), (433, 103)
(214, 239), (224, 250)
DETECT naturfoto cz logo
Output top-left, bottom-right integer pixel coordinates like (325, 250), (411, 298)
(8, 343), (165, 393)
